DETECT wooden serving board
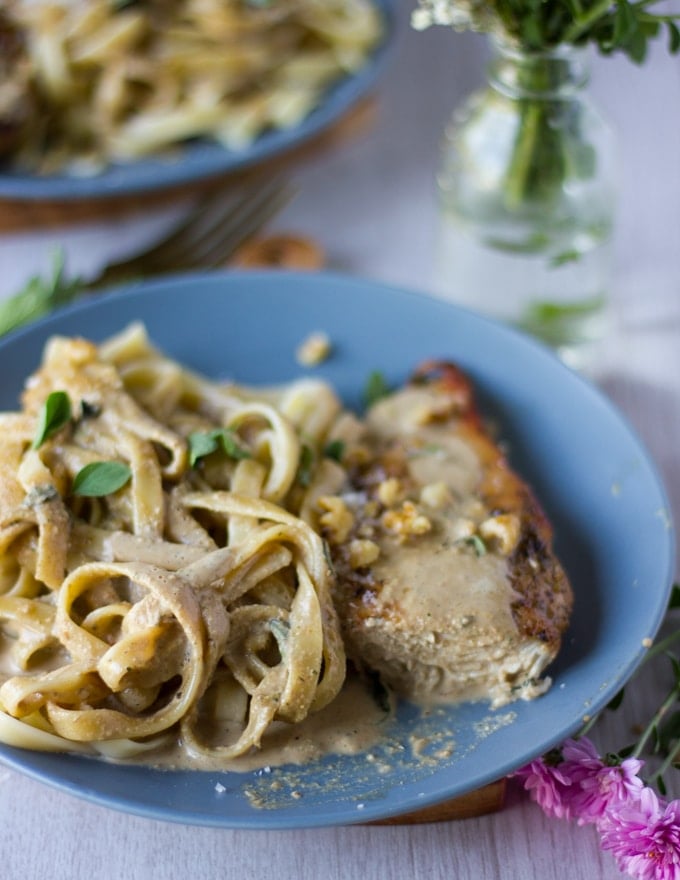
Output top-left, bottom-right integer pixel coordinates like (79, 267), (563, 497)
(373, 779), (507, 825)
(0, 99), (376, 233)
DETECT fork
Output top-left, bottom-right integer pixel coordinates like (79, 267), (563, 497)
(87, 174), (295, 289)
(0, 174), (295, 337)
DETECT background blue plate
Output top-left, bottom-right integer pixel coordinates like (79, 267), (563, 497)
(0, 1), (394, 202)
(0, 271), (674, 828)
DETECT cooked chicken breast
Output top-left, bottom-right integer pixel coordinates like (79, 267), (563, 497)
(328, 362), (573, 709)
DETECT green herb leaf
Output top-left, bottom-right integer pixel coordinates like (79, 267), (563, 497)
(606, 687), (626, 711)
(219, 429), (252, 461)
(72, 461), (132, 497)
(364, 370), (390, 408)
(462, 534), (487, 557)
(188, 429), (251, 467)
(188, 431), (220, 466)
(668, 21), (680, 53)
(296, 443), (315, 487)
(669, 583), (680, 610)
(32, 391), (72, 449)
(323, 439), (346, 462)
(0, 251), (82, 339)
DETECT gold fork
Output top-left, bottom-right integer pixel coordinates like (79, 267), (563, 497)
(0, 174), (295, 337)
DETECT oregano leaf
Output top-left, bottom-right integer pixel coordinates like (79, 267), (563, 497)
(72, 461), (132, 497)
(32, 391), (72, 449)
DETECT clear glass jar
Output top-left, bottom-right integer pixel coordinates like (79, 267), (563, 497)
(434, 36), (618, 370)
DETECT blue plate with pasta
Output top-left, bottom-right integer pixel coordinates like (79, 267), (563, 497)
(0, 271), (674, 828)
(0, 0), (394, 202)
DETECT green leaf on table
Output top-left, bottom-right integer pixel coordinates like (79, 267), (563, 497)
(669, 583), (680, 610)
(72, 461), (132, 497)
(0, 251), (82, 338)
(668, 21), (680, 53)
(31, 391), (72, 449)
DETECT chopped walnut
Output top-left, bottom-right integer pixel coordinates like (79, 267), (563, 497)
(449, 517), (476, 541)
(318, 495), (354, 544)
(295, 331), (331, 366)
(348, 539), (380, 569)
(377, 477), (403, 507)
(412, 395), (459, 426)
(382, 501), (431, 542)
(479, 513), (521, 556)
(419, 481), (453, 510)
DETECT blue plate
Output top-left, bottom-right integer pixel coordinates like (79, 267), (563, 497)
(0, 271), (674, 828)
(0, 1), (394, 202)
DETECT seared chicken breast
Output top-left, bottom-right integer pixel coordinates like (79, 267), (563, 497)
(327, 362), (572, 709)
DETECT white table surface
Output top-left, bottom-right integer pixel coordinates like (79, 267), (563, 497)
(1, 3), (680, 878)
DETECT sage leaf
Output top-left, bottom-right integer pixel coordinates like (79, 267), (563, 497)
(72, 461), (132, 497)
(32, 391), (72, 449)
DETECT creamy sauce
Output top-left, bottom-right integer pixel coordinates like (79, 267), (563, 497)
(343, 386), (552, 708)
(130, 676), (391, 772)
(366, 386), (519, 636)
(0, 383), (558, 775)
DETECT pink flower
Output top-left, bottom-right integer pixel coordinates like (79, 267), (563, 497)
(512, 737), (646, 826)
(600, 788), (680, 880)
(560, 738), (645, 825)
(511, 748), (575, 819)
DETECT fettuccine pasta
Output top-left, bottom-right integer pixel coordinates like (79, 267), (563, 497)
(0, 0), (383, 173)
(0, 323), (348, 763)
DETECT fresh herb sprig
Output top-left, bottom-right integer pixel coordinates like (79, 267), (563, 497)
(413, 0), (680, 62)
(0, 251), (82, 339)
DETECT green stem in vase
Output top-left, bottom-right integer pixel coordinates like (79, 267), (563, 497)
(503, 98), (567, 215)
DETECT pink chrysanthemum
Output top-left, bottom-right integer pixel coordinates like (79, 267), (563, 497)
(600, 788), (680, 880)
(511, 749), (575, 819)
(560, 737), (645, 825)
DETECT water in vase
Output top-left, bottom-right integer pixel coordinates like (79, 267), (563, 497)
(434, 207), (613, 371)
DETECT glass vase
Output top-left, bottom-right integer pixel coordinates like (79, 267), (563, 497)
(434, 36), (617, 370)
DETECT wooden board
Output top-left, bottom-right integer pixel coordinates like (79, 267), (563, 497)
(372, 779), (507, 825)
(0, 99), (376, 233)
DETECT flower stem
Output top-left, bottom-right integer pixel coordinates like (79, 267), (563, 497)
(563, 0), (614, 42)
(632, 685), (680, 759)
(648, 735), (680, 788)
(643, 629), (680, 663)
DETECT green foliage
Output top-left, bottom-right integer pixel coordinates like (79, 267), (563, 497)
(423, 0), (680, 58)
(496, 0), (679, 59)
(584, 585), (680, 794)
(31, 391), (72, 449)
(188, 429), (251, 467)
(0, 251), (81, 338)
(72, 461), (132, 497)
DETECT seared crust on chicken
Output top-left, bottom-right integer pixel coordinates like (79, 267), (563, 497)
(328, 362), (573, 708)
